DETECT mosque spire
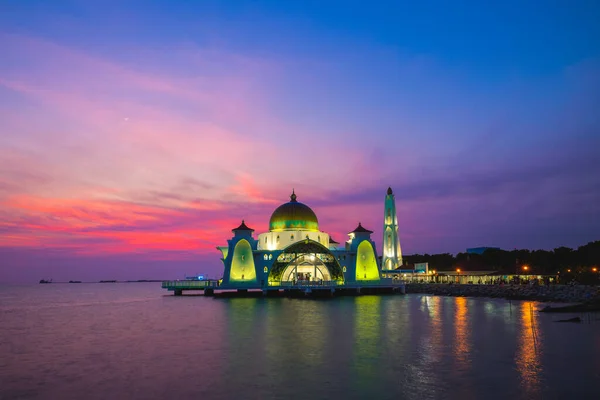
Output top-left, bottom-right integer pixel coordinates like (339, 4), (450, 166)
(382, 186), (403, 270)
(290, 188), (297, 202)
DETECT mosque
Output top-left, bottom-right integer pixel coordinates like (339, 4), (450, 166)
(217, 187), (403, 288)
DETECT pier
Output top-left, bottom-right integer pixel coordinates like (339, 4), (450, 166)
(161, 279), (406, 297)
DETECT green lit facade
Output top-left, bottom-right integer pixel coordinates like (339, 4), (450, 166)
(218, 189), (403, 288)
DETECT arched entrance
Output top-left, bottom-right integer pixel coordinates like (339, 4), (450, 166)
(268, 240), (344, 284)
(281, 254), (332, 282)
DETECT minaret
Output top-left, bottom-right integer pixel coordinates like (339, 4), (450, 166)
(382, 187), (403, 270)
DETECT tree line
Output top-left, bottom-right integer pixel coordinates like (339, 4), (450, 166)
(404, 240), (600, 282)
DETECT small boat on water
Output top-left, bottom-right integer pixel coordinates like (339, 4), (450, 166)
(39, 279), (52, 284)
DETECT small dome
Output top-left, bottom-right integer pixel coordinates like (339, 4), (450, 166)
(232, 220), (253, 232)
(269, 191), (319, 232)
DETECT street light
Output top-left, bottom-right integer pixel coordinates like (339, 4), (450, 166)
(593, 267), (598, 272)
(522, 265), (529, 272)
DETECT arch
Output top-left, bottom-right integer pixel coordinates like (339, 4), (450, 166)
(384, 226), (393, 253)
(268, 240), (344, 283)
(356, 241), (380, 281)
(280, 256), (332, 282)
(230, 239), (257, 283)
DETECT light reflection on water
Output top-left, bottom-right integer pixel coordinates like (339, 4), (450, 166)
(516, 301), (542, 397)
(453, 296), (470, 366)
(353, 295), (382, 392)
(0, 284), (599, 400)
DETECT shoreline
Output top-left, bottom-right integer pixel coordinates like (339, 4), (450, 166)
(405, 283), (600, 304)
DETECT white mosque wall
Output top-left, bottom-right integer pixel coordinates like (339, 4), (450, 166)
(257, 230), (330, 251)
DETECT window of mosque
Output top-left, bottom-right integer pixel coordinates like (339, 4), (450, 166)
(268, 254), (272, 260)
(277, 253), (295, 262)
(306, 234), (309, 239)
(265, 237), (267, 243)
(241, 255), (245, 261)
(343, 266), (347, 272)
(276, 235), (280, 243)
(290, 234), (294, 240)
(264, 267), (268, 273)
(263, 254), (268, 260)
(316, 253), (334, 262)
(318, 235), (320, 242)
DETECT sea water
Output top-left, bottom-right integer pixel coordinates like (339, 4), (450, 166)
(1, 283), (598, 400)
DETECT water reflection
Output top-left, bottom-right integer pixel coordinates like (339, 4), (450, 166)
(454, 297), (470, 366)
(426, 296), (443, 364)
(3, 285), (600, 400)
(353, 296), (382, 390)
(516, 301), (542, 397)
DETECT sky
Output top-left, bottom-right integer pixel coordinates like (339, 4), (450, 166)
(1, 0), (599, 283)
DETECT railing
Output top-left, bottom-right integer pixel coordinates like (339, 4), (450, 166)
(268, 280), (343, 287)
(161, 280), (219, 288)
(162, 279), (406, 290)
(267, 279), (405, 288)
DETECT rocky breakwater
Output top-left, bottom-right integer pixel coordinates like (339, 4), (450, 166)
(406, 283), (600, 303)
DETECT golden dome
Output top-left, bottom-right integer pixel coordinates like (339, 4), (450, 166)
(269, 191), (319, 232)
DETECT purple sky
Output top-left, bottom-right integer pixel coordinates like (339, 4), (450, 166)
(1, 1), (599, 283)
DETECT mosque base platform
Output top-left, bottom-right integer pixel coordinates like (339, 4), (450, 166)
(162, 280), (405, 298)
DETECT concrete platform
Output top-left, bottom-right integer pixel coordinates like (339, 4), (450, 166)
(161, 280), (406, 297)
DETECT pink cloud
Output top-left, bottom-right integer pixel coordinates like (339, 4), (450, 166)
(0, 33), (418, 268)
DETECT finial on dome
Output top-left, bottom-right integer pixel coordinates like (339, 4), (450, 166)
(387, 187), (393, 195)
(290, 189), (297, 202)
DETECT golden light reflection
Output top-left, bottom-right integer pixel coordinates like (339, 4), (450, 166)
(454, 297), (470, 366)
(426, 296), (442, 364)
(516, 301), (542, 396)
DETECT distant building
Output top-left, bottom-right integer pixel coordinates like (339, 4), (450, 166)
(414, 262), (429, 273)
(466, 247), (501, 255)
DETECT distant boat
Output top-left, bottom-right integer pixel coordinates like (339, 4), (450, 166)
(68, 280), (82, 283)
(99, 280), (117, 283)
(39, 279), (52, 284)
